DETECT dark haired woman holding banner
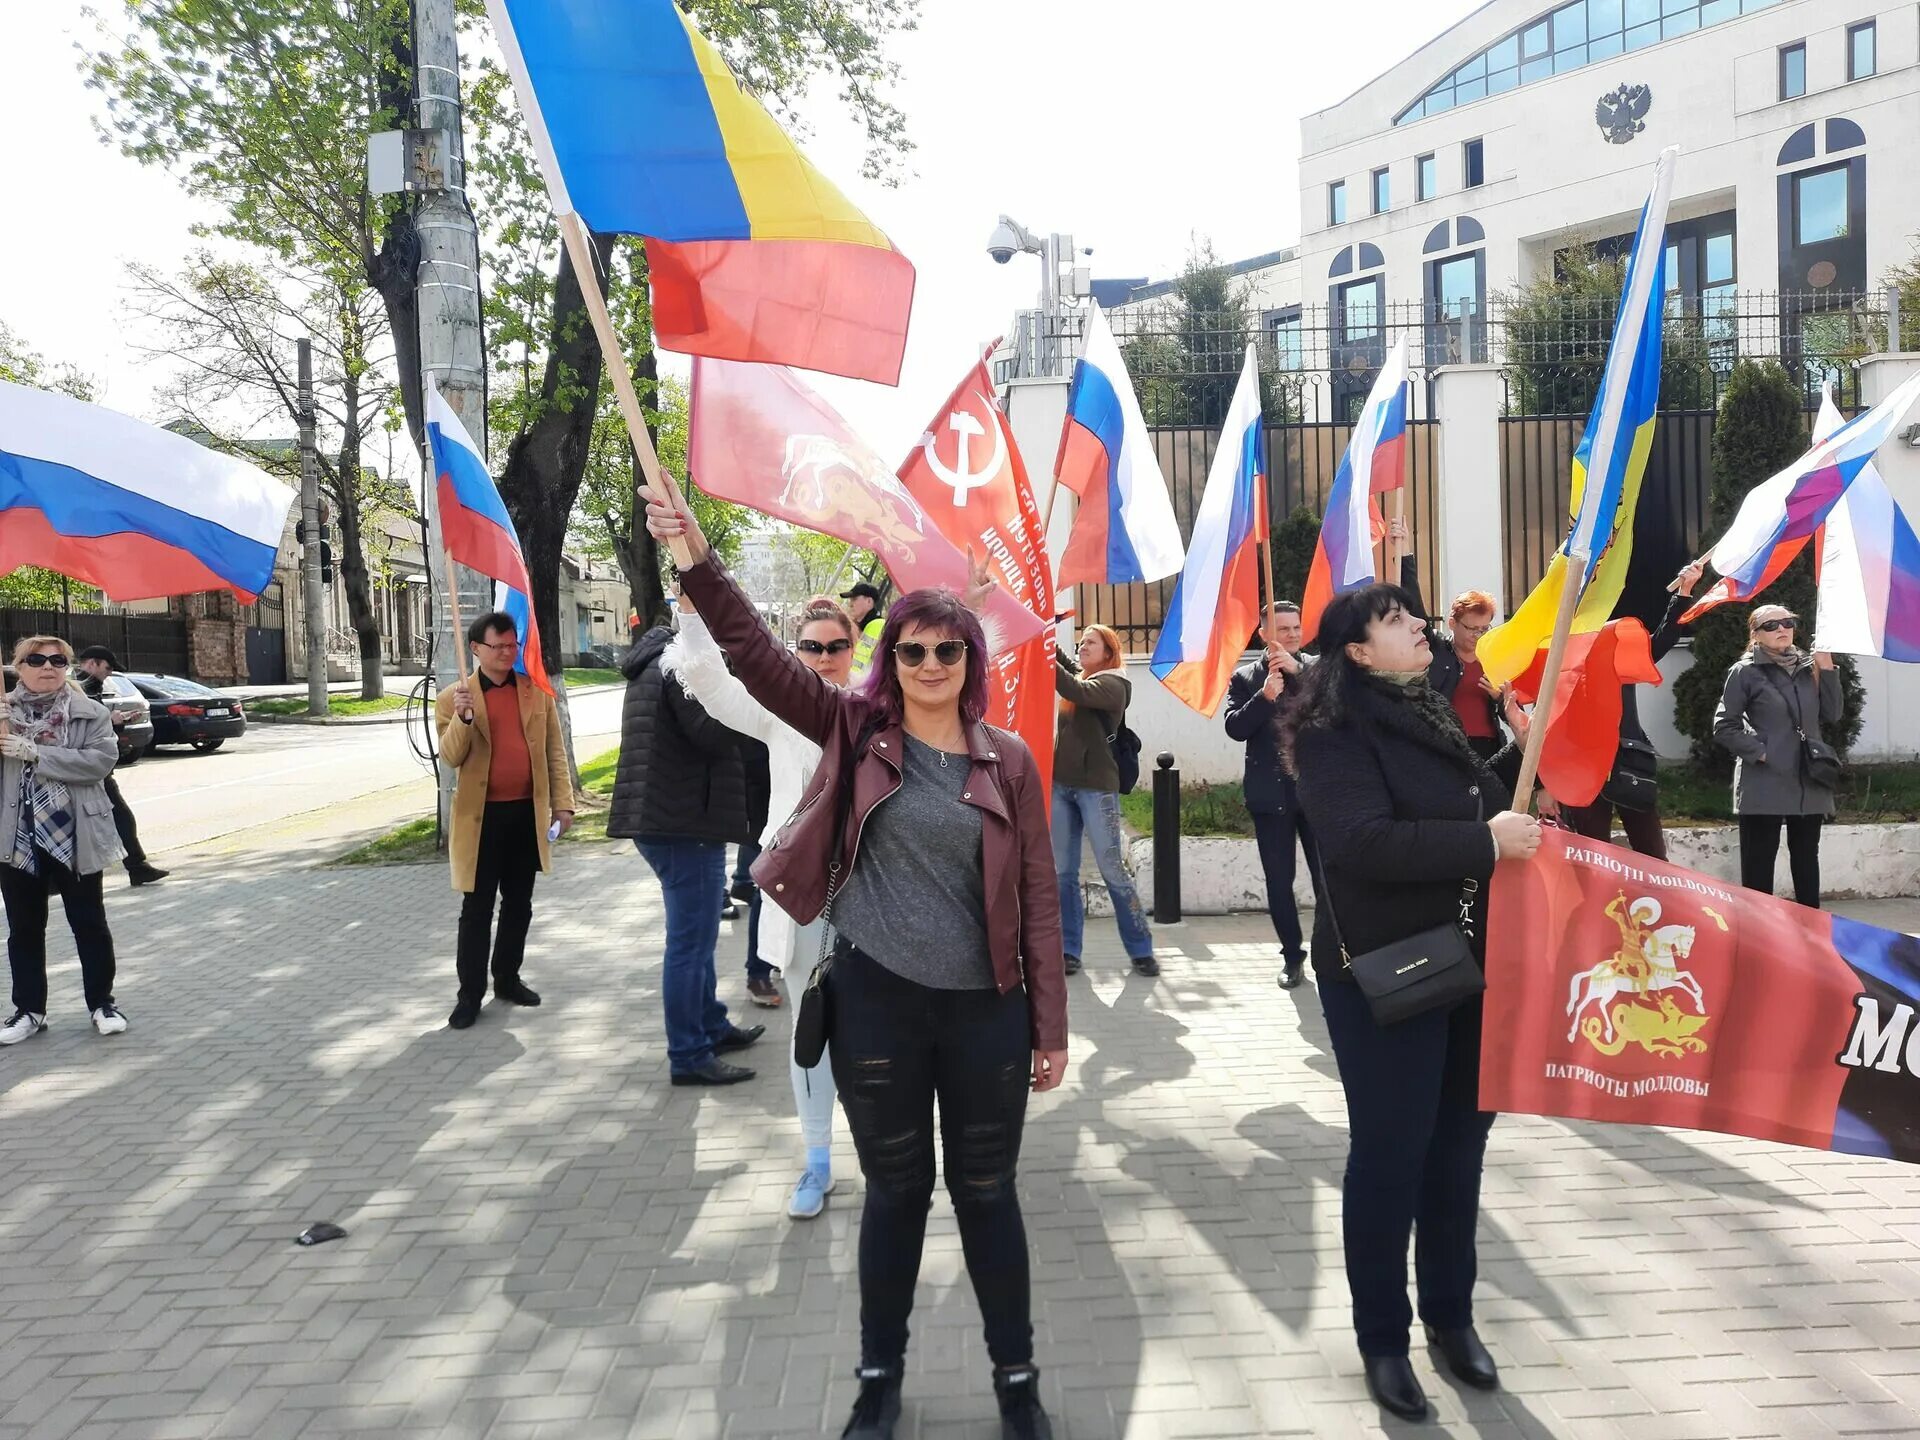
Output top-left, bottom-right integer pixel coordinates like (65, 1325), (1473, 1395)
(651, 492), (1067, 1440)
(1280, 584), (1540, 1422)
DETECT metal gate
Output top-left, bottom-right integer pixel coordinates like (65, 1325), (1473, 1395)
(0, 611), (189, 674)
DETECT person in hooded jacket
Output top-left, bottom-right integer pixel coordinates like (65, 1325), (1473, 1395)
(607, 601), (766, 1086)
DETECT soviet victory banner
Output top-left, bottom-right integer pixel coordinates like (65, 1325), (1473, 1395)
(1482, 829), (1920, 1164)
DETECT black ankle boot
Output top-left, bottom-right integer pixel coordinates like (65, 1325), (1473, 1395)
(1361, 1354), (1429, 1420)
(993, 1365), (1052, 1440)
(1426, 1323), (1499, 1390)
(839, 1365), (901, 1439)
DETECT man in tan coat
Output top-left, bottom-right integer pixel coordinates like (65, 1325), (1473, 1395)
(435, 611), (574, 1030)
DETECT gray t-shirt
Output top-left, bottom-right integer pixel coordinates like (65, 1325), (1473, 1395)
(832, 732), (994, 990)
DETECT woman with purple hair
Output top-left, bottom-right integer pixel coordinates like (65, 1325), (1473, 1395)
(652, 493), (1067, 1440)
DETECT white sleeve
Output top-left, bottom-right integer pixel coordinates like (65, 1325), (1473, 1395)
(666, 611), (777, 743)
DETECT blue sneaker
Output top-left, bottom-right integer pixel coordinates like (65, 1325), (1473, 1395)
(788, 1167), (836, 1219)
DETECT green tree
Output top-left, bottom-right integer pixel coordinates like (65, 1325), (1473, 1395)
(570, 373), (750, 635)
(1498, 241), (1714, 415)
(1671, 360), (1866, 766)
(1119, 240), (1296, 427)
(1268, 504), (1320, 611)
(0, 324), (105, 612)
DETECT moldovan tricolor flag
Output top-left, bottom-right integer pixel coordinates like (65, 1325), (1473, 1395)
(0, 379), (292, 602)
(1480, 146), (1676, 694)
(1053, 302), (1185, 587)
(427, 378), (552, 693)
(1150, 345), (1267, 717)
(488, 0), (914, 384)
(1301, 335), (1409, 644)
(1685, 373), (1920, 621)
(896, 356), (1057, 789)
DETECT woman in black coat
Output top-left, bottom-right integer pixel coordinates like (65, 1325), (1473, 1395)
(1281, 584), (1542, 1422)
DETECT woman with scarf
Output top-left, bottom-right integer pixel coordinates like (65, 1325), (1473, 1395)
(1280, 585), (1541, 1421)
(1713, 604), (1843, 907)
(0, 636), (127, 1045)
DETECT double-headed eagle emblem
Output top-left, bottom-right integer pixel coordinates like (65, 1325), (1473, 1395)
(1596, 84), (1652, 145)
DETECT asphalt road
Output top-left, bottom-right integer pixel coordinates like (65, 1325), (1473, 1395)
(109, 684), (625, 868)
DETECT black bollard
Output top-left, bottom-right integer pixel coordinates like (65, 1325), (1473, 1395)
(1152, 751), (1181, 924)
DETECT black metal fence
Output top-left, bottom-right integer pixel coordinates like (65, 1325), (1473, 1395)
(1077, 409), (1440, 655)
(1009, 287), (1897, 635)
(0, 611), (191, 675)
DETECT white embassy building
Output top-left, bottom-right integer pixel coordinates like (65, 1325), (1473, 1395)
(1118, 0), (1917, 377)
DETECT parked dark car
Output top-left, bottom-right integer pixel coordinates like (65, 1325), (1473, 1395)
(126, 673), (247, 753)
(2, 665), (153, 763)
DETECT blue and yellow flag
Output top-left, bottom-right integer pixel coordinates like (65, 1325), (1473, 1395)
(1481, 146), (1677, 686)
(488, 0), (914, 384)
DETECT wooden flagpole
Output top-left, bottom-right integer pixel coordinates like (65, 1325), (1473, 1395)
(444, 544), (471, 685)
(554, 212), (697, 571)
(1510, 564), (1582, 804)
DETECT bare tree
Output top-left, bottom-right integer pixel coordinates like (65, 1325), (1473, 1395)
(128, 253), (410, 698)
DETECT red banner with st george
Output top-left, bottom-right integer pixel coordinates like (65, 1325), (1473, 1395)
(1482, 829), (1920, 1164)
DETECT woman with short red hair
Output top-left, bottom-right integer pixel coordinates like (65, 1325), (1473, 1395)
(1427, 591), (1524, 763)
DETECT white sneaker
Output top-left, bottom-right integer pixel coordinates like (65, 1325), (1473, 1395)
(91, 1004), (128, 1036)
(0, 1010), (47, 1045)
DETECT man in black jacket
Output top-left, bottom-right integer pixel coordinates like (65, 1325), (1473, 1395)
(607, 603), (765, 1086)
(74, 647), (168, 887)
(1223, 601), (1318, 989)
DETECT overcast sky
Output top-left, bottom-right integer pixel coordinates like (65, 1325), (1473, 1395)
(0, 0), (1486, 464)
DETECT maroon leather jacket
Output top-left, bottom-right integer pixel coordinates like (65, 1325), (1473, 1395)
(679, 555), (1067, 1052)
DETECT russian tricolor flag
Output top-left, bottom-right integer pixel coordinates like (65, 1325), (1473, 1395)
(1150, 345), (1267, 716)
(1053, 302), (1184, 587)
(1688, 370), (1920, 622)
(427, 378), (552, 693)
(1301, 336), (1409, 643)
(0, 379), (293, 602)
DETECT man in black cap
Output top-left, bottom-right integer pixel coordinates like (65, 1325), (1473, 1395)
(74, 647), (169, 887)
(840, 581), (886, 681)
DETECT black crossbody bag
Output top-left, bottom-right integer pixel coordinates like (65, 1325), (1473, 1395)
(791, 719), (879, 1069)
(1313, 793), (1487, 1026)
(1767, 666), (1842, 791)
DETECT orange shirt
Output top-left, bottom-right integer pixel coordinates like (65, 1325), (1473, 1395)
(482, 676), (534, 802)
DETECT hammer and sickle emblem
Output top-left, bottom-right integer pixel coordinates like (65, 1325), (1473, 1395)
(919, 394), (1005, 508)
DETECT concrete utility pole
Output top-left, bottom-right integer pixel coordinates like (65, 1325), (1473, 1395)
(297, 339), (329, 717)
(412, 0), (489, 837)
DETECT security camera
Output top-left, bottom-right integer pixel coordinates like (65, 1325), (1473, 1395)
(987, 218), (1022, 265)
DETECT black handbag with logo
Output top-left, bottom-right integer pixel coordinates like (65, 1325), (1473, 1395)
(1600, 736), (1660, 812)
(1312, 794), (1488, 1026)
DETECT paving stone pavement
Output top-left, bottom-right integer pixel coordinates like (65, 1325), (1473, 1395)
(3, 845), (1919, 1440)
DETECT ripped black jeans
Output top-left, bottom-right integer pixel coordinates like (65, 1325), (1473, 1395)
(829, 939), (1034, 1370)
